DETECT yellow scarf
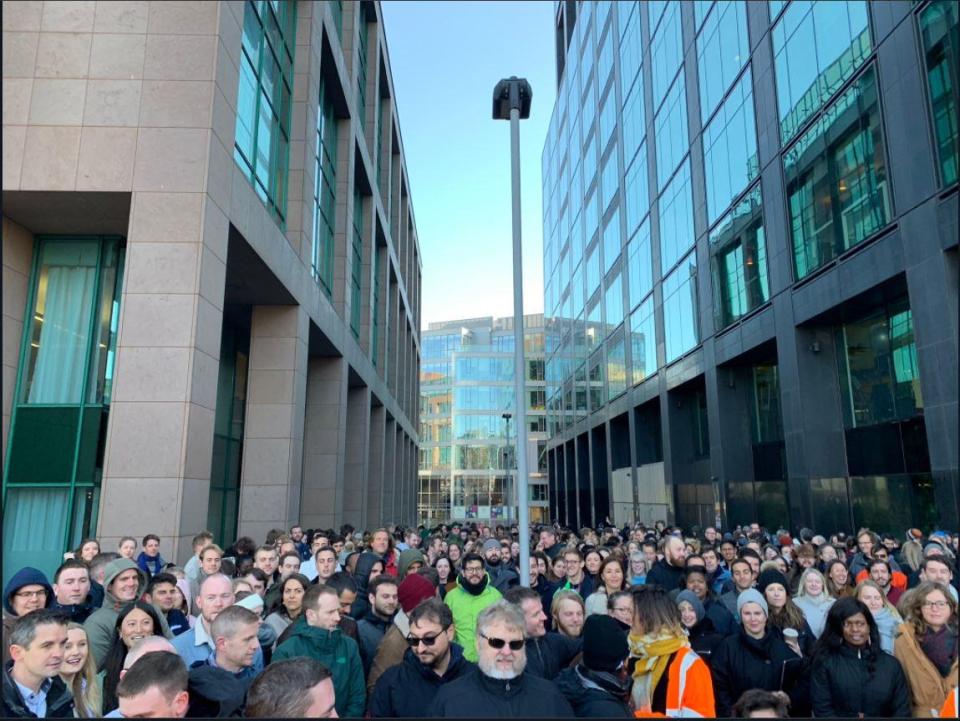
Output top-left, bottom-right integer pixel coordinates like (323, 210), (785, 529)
(628, 632), (689, 712)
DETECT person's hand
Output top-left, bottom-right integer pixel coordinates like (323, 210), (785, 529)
(785, 637), (802, 656)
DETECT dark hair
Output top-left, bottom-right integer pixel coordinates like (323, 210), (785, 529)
(461, 552), (484, 568)
(141, 534), (160, 547)
(631, 585), (684, 636)
(416, 565), (440, 588)
(408, 597), (453, 628)
(739, 547), (761, 561)
(243, 568), (269, 586)
(279, 551), (301, 568)
(269, 573), (311, 617)
(75, 538), (100, 556)
(145, 572), (178, 596)
(9, 609), (68, 649)
(116, 651), (187, 700)
(101, 602), (166, 712)
(191, 531), (214, 548)
(731, 688), (789, 717)
(302, 584), (338, 611)
(234, 536), (257, 556)
(89, 552), (120, 578)
(813, 597), (880, 680)
(54, 558), (90, 584)
(868, 558), (892, 575)
(245, 658), (332, 717)
(368, 575), (399, 595)
(326, 571), (357, 596)
(920, 556), (952, 573)
(597, 555), (627, 592)
(503, 586), (541, 606)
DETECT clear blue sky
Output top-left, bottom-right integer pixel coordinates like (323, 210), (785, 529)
(379, 1), (557, 329)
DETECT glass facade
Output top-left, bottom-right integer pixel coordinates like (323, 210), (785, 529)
(785, 66), (890, 280)
(350, 188), (364, 337)
(658, 159), (695, 274)
(235, 0), (296, 224)
(697, 0), (750, 123)
(662, 250), (699, 363)
(311, 78), (337, 296)
(709, 185), (768, 328)
(919, 0), (959, 186)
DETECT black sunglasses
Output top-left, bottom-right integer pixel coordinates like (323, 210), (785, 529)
(480, 632), (525, 651)
(406, 627), (450, 647)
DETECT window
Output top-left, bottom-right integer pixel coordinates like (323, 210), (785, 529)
(604, 270), (624, 334)
(630, 298), (657, 384)
(598, 24), (614, 91)
(602, 208), (621, 274)
(750, 364), (783, 443)
(710, 185), (768, 329)
(773, 0), (871, 143)
(702, 68), (758, 226)
(624, 142), (649, 237)
(350, 188), (364, 338)
(330, 0), (343, 38)
(586, 242), (601, 297)
(607, 331), (627, 400)
(312, 78), (337, 296)
(235, 0), (296, 223)
(356, 3), (370, 130)
(663, 250), (699, 363)
(622, 76), (645, 167)
(697, 0), (750, 123)
(918, 0), (959, 186)
(589, 350), (605, 411)
(650, 1), (683, 110)
(627, 217), (653, 311)
(837, 299), (923, 428)
(658, 159), (695, 275)
(785, 66), (890, 280)
(601, 147), (619, 211)
(620, 2), (642, 95)
(655, 73), (688, 192)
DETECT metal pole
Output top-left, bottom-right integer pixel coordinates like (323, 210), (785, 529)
(509, 107), (531, 586)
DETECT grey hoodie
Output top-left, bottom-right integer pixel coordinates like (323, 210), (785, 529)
(83, 558), (153, 666)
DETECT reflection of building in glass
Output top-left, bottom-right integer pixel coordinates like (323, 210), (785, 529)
(541, 0), (958, 533)
(419, 316), (548, 524)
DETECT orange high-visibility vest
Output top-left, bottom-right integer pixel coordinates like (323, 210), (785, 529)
(855, 568), (908, 590)
(634, 646), (716, 718)
(941, 686), (957, 719)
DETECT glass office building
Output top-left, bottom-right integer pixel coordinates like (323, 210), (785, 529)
(419, 316), (549, 524)
(2, 1), (422, 582)
(542, 0), (958, 533)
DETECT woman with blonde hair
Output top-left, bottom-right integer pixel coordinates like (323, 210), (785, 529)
(59, 622), (102, 718)
(793, 567), (835, 638)
(855, 578), (901, 654)
(894, 581), (958, 717)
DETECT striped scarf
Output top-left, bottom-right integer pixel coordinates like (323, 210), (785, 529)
(628, 631), (689, 713)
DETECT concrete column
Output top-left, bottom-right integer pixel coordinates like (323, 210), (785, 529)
(381, 416), (397, 522)
(342, 384), (371, 527)
(236, 305), (309, 542)
(1, 217), (33, 454)
(301, 355), (348, 529)
(367, 404), (386, 525)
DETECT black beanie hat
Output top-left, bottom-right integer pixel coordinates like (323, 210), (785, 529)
(756, 568), (790, 596)
(582, 614), (629, 673)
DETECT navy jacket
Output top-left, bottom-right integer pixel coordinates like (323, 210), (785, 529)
(369, 644), (475, 718)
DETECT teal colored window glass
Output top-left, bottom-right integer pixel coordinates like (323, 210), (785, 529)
(650, 1), (683, 110)
(372, 246), (381, 365)
(619, 2), (642, 95)
(330, 0), (343, 38)
(750, 364), (783, 443)
(312, 78), (337, 296)
(773, 0), (871, 143)
(630, 297), (657, 384)
(837, 298), (923, 428)
(356, 3), (370, 130)
(601, 149), (619, 212)
(587, 294), (602, 350)
(604, 270), (624, 334)
(663, 250), (699, 363)
(602, 208), (621, 274)
(350, 188), (364, 338)
(710, 185), (768, 329)
(658, 159), (694, 274)
(586, 241), (601, 298)
(655, 73), (688, 191)
(571, 262), (584, 318)
(785, 66), (890, 280)
(919, 0), (959, 186)
(599, 89), (617, 154)
(235, 0), (296, 224)
(627, 217), (653, 311)
(702, 67), (758, 226)
(693, 1), (714, 31)
(598, 24), (614, 92)
(583, 128), (598, 193)
(769, 0), (788, 22)
(622, 75), (645, 167)
(454, 386), (514, 412)
(697, 0), (750, 123)
(589, 350), (605, 411)
(648, 1), (670, 38)
(455, 357), (514, 382)
(624, 142), (649, 238)
(607, 331), (627, 400)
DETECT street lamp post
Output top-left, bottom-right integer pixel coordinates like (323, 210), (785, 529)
(502, 411), (512, 524)
(493, 76), (532, 585)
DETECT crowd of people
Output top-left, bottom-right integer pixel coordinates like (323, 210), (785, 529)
(1, 521), (957, 718)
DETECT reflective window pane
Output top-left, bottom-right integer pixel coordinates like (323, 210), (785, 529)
(602, 208), (621, 275)
(607, 331), (627, 400)
(650, 2), (683, 110)
(663, 250), (699, 363)
(919, 0), (960, 186)
(619, 2), (642, 95)
(655, 72), (688, 191)
(658, 159), (695, 275)
(630, 297), (657, 384)
(624, 142), (649, 237)
(604, 270), (624, 334)
(627, 217), (653, 311)
(697, 0), (750, 122)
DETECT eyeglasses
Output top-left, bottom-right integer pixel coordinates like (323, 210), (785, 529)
(922, 600), (949, 609)
(463, 566), (484, 575)
(15, 590), (47, 599)
(406, 630), (448, 647)
(480, 632), (524, 651)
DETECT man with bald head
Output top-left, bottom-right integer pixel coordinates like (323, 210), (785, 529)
(645, 536), (688, 591)
(171, 573), (264, 670)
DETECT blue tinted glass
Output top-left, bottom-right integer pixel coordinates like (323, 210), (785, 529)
(694, 0), (714, 30)
(624, 142), (649, 237)
(619, 2), (642, 95)
(658, 160), (695, 274)
(655, 72), (688, 191)
(623, 77), (645, 168)
(628, 218), (653, 309)
(607, 332), (627, 399)
(630, 297), (658, 383)
(599, 89), (617, 154)
(605, 271), (624, 333)
(650, 2), (683, 110)
(601, 149), (619, 211)
(602, 208), (621, 274)
(586, 242), (601, 297)
(598, 24), (615, 91)
(702, 67), (758, 226)
(709, 185), (768, 328)
(662, 251), (700, 362)
(697, 0), (750, 122)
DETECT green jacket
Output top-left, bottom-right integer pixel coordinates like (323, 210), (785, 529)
(272, 618), (365, 718)
(443, 574), (502, 662)
(84, 558), (158, 667)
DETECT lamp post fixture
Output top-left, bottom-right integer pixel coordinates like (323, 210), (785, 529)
(493, 76), (532, 585)
(502, 411), (513, 523)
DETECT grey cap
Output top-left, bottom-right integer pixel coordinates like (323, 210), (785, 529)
(736, 588), (769, 618)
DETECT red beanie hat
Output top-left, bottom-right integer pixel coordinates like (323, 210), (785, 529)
(397, 574), (436, 613)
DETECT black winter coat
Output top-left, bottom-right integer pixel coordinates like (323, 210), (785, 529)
(711, 628), (807, 717)
(429, 668), (575, 718)
(810, 644), (911, 718)
(686, 616), (725, 668)
(645, 559), (685, 591)
(525, 632), (583, 680)
(2, 662), (74, 719)
(555, 665), (631, 718)
(368, 644), (476, 718)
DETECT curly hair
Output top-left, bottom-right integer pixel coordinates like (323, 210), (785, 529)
(899, 581), (958, 636)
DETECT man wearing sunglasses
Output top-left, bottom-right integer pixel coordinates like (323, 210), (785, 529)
(429, 601), (575, 717)
(369, 598), (475, 717)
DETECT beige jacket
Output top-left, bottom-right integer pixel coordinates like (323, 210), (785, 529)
(893, 622), (959, 717)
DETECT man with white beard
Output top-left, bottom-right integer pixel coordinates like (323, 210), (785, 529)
(429, 601), (574, 717)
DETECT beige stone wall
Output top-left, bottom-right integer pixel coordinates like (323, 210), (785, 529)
(1, 217), (34, 457)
